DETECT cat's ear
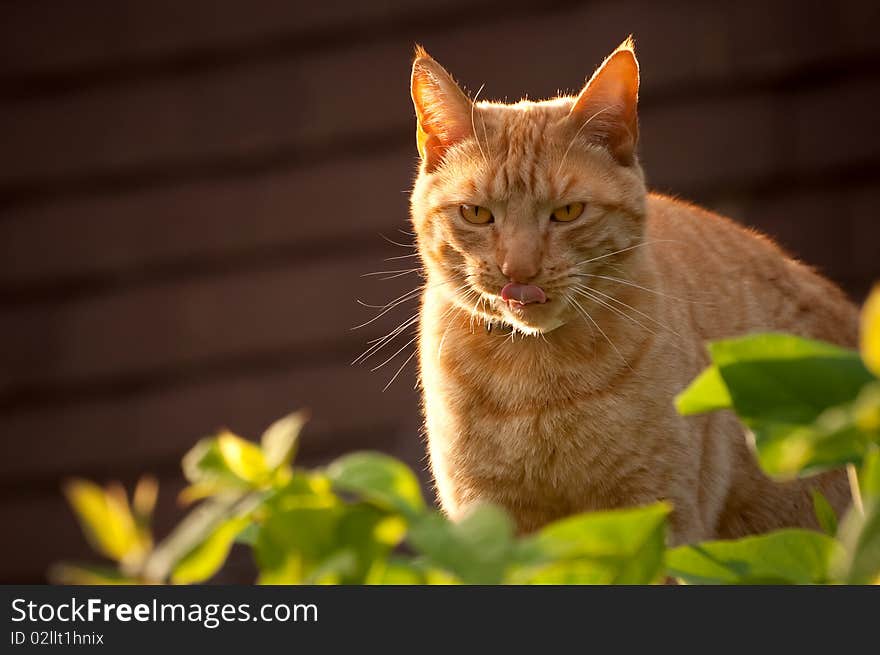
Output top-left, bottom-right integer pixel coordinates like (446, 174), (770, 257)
(569, 37), (640, 165)
(411, 46), (473, 170)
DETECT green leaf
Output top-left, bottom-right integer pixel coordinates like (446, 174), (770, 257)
(811, 490), (838, 536)
(330, 504), (398, 582)
(364, 558), (461, 585)
(260, 410), (308, 470)
(255, 503), (341, 585)
(171, 517), (249, 584)
(304, 550), (360, 585)
(832, 497), (880, 585)
(861, 284), (880, 377)
(62, 479), (147, 564)
(365, 558), (427, 585)
(140, 494), (254, 583)
(217, 432), (270, 484)
(132, 475), (159, 526)
(832, 447), (880, 584)
(676, 333), (877, 477)
(254, 483), (393, 585)
(854, 383), (880, 451)
(326, 452), (425, 517)
(408, 504), (515, 585)
(182, 437), (247, 488)
(860, 445), (880, 499)
(48, 562), (140, 585)
(509, 503), (669, 584)
(675, 366), (732, 415)
(235, 523), (260, 546)
(757, 381), (880, 477)
(677, 333), (872, 422)
(843, 506), (880, 585)
(182, 431), (271, 489)
(667, 529), (842, 584)
(707, 333), (872, 423)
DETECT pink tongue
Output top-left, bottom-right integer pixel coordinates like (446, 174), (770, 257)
(501, 282), (547, 305)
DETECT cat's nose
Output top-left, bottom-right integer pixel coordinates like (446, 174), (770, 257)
(500, 259), (539, 284)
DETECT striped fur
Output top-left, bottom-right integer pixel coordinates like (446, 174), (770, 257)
(409, 42), (856, 543)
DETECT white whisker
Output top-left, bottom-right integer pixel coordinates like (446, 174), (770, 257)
(379, 233), (416, 249)
(573, 285), (693, 358)
(383, 349), (418, 392)
(471, 83), (489, 166)
(565, 295), (631, 370)
(437, 322), (452, 358)
(574, 239), (683, 267)
(574, 283), (681, 337)
(384, 252), (422, 261)
(372, 334), (419, 372)
(380, 271), (421, 281)
(557, 105), (614, 174)
(575, 272), (705, 304)
(573, 286), (660, 340)
(352, 287), (424, 329)
(353, 314), (419, 365)
(361, 268), (421, 278)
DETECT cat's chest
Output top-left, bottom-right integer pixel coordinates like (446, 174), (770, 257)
(425, 343), (639, 482)
(424, 368), (643, 527)
(419, 309), (666, 518)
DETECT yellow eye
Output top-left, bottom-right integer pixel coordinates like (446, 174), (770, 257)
(551, 202), (585, 222)
(460, 204), (494, 224)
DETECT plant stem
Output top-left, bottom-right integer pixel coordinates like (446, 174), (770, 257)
(847, 463), (864, 516)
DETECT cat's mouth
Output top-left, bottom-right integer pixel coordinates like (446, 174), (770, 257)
(500, 282), (548, 309)
(492, 282), (565, 333)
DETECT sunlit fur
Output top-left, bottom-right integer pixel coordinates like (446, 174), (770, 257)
(409, 40), (857, 544)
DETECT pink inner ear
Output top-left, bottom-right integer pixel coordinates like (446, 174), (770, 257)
(570, 49), (640, 163)
(572, 50), (638, 117)
(411, 60), (473, 158)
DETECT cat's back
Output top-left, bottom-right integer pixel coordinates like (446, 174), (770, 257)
(643, 193), (859, 348)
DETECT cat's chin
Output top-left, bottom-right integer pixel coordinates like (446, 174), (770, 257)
(499, 303), (566, 335)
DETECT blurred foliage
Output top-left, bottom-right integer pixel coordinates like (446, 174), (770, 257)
(55, 287), (880, 585)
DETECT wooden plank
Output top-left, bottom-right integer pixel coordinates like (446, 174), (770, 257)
(731, 188), (858, 284)
(847, 184), (880, 286)
(638, 94), (781, 194)
(698, 179), (880, 302)
(0, 0), (484, 78)
(0, 88), (782, 288)
(0, 247), (421, 393)
(792, 77), (880, 173)
(0, 148), (415, 287)
(4, 86), (879, 292)
(0, 89), (838, 290)
(2, 0), (878, 189)
(0, 356), (422, 482)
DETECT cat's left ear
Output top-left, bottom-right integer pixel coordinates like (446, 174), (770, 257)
(569, 37), (640, 165)
(411, 47), (473, 170)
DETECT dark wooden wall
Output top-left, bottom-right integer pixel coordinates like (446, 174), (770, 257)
(1, 0), (878, 583)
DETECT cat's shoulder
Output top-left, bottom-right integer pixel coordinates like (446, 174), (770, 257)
(644, 192), (775, 245)
(645, 192), (733, 226)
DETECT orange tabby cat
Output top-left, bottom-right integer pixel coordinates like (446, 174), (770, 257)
(409, 38), (856, 544)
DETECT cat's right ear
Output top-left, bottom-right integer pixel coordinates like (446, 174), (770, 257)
(569, 37), (640, 165)
(411, 47), (473, 170)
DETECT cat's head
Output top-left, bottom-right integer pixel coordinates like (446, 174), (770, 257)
(409, 38), (648, 335)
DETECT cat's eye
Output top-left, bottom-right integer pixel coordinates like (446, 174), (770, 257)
(460, 204), (494, 225)
(551, 202), (585, 223)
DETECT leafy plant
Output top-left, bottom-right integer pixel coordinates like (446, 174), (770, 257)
(55, 419), (670, 584)
(672, 284), (880, 584)
(56, 287), (880, 584)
